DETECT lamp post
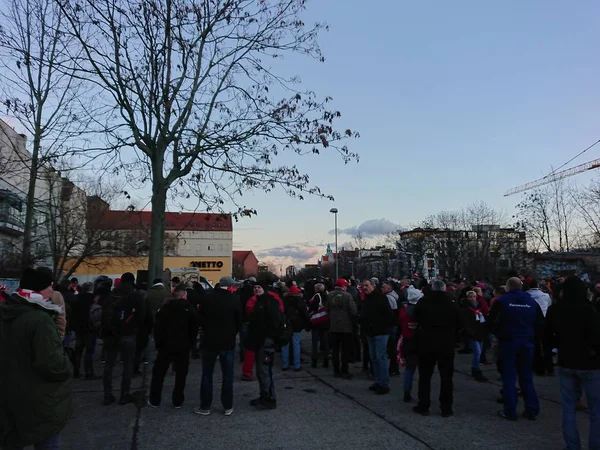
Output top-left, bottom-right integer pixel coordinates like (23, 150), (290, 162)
(349, 261), (354, 278)
(330, 208), (339, 280)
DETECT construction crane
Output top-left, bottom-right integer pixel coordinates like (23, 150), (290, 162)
(504, 157), (600, 196)
(504, 139), (600, 197)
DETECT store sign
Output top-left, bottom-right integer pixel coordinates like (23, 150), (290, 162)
(190, 261), (224, 271)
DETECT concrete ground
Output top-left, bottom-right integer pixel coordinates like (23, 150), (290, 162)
(60, 335), (590, 450)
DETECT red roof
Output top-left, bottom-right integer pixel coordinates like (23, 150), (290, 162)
(91, 210), (232, 232)
(233, 250), (252, 265)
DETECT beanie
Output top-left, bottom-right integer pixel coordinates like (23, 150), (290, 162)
(19, 267), (54, 292)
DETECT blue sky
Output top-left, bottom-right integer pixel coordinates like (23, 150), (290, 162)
(235, 0), (600, 267)
(5, 0), (599, 269)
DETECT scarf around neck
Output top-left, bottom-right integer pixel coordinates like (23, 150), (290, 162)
(16, 289), (63, 314)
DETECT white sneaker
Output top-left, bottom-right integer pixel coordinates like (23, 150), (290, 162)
(147, 399), (158, 408)
(194, 407), (211, 416)
(224, 408), (234, 416)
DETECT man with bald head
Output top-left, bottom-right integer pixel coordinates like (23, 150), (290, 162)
(489, 277), (544, 421)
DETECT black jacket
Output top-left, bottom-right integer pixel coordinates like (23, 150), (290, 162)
(153, 298), (198, 352)
(413, 291), (461, 354)
(246, 293), (282, 351)
(70, 292), (94, 333)
(544, 299), (600, 370)
(360, 290), (394, 337)
(238, 284), (255, 322)
(199, 288), (242, 352)
(283, 292), (310, 332)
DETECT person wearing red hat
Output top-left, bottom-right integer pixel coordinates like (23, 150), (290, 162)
(328, 278), (357, 379)
(281, 286), (310, 372)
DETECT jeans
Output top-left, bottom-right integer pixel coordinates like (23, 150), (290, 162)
(330, 332), (353, 374)
(239, 323), (249, 362)
(470, 340), (482, 371)
(417, 351), (455, 410)
(559, 368), (600, 450)
(368, 335), (389, 388)
(200, 348), (235, 410)
(404, 366), (417, 392)
(256, 338), (276, 400)
(311, 329), (329, 364)
(74, 331), (98, 376)
(281, 332), (302, 369)
(500, 340), (540, 419)
(103, 335), (136, 397)
(149, 349), (190, 407)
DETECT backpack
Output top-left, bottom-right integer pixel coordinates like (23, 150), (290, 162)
(89, 298), (102, 331)
(102, 292), (136, 336)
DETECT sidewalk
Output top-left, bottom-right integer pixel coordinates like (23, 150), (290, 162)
(59, 333), (588, 449)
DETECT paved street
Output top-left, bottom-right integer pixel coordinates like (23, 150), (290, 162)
(62, 335), (590, 450)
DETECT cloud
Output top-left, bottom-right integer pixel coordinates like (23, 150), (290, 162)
(333, 218), (402, 237)
(256, 245), (320, 262)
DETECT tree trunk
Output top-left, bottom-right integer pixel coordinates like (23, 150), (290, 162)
(22, 131), (41, 269)
(148, 167), (167, 283)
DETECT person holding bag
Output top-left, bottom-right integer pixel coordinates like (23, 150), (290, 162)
(309, 283), (329, 369)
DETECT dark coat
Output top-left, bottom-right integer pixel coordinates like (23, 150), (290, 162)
(153, 298), (198, 352)
(0, 294), (72, 447)
(461, 305), (489, 341)
(544, 298), (600, 370)
(69, 292), (94, 333)
(245, 293), (282, 351)
(360, 290), (394, 337)
(283, 292), (310, 332)
(413, 291), (461, 354)
(199, 289), (242, 352)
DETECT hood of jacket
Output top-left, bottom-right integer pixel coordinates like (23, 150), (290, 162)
(387, 290), (399, 302)
(406, 286), (424, 304)
(0, 292), (60, 322)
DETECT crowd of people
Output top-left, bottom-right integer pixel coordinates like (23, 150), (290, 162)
(0, 268), (599, 450)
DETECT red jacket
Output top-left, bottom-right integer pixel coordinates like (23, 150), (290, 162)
(399, 304), (418, 339)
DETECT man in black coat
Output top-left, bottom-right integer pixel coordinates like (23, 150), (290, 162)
(194, 277), (242, 416)
(412, 280), (461, 417)
(147, 284), (198, 408)
(360, 279), (394, 395)
(102, 272), (146, 406)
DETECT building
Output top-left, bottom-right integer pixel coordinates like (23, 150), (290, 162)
(397, 225), (527, 281)
(68, 200), (234, 285)
(0, 119), (67, 278)
(232, 250), (259, 279)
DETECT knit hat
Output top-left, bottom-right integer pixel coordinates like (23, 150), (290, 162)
(335, 278), (349, 288)
(219, 277), (237, 288)
(19, 267), (54, 292)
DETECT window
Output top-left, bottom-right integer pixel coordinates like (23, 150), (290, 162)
(219, 244), (223, 251)
(208, 245), (212, 251)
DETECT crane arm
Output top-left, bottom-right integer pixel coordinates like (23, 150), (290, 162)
(504, 158), (600, 197)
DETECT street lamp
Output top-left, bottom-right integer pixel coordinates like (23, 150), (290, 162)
(349, 261), (354, 278)
(330, 208), (339, 280)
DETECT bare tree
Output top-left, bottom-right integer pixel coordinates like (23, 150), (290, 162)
(515, 180), (576, 252)
(58, 0), (359, 281)
(0, 0), (93, 267)
(35, 172), (132, 281)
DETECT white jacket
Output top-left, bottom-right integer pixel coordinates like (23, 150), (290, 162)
(527, 289), (551, 317)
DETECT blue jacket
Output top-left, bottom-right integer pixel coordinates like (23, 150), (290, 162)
(490, 290), (543, 342)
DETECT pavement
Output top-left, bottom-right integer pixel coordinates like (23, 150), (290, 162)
(60, 334), (590, 450)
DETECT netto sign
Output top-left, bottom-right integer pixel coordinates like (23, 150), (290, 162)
(190, 261), (224, 271)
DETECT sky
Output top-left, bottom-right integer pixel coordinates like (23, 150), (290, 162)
(4, 0), (600, 271)
(235, 0), (600, 268)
